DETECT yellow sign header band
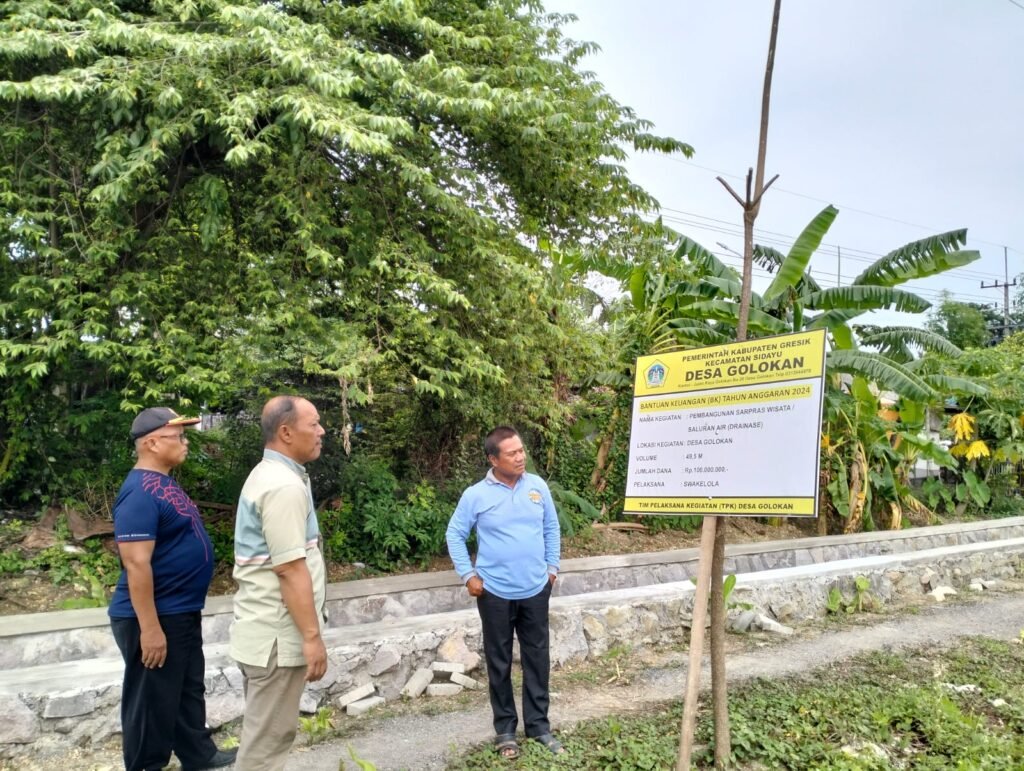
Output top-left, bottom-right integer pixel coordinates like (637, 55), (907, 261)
(634, 329), (826, 397)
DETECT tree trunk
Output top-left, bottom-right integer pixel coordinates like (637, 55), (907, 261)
(710, 2), (783, 766)
(680, 1), (783, 766)
(590, 407), (620, 490)
(845, 446), (865, 534)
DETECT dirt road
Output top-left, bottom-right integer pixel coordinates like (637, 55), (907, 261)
(300, 591), (1024, 770)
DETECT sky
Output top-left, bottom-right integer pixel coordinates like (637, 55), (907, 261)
(544, 0), (1024, 329)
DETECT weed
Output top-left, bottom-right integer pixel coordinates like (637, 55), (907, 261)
(690, 573), (754, 611)
(60, 565), (110, 609)
(219, 735), (239, 750)
(298, 707), (334, 745)
(826, 575), (877, 615)
(449, 637), (1024, 769)
(345, 744), (377, 770)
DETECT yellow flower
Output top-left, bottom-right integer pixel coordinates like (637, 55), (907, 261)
(948, 413), (976, 442)
(964, 441), (990, 461)
(821, 433), (831, 451)
(950, 443), (968, 458)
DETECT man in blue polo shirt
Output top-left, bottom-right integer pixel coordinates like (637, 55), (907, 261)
(446, 426), (564, 759)
(108, 407), (236, 771)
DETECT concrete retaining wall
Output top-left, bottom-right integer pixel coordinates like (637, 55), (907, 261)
(4, 517), (1022, 670)
(2, 522), (1023, 759)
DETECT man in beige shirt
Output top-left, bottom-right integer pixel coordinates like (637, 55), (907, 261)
(230, 396), (327, 771)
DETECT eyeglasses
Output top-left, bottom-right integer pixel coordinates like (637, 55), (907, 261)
(152, 433), (188, 444)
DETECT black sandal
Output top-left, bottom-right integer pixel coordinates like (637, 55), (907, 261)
(495, 733), (521, 759)
(533, 733), (565, 755)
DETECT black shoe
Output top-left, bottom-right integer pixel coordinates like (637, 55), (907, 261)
(188, 747), (238, 770)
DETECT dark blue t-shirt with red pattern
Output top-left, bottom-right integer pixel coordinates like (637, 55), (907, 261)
(108, 469), (215, 618)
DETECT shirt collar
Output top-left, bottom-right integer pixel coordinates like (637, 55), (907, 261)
(263, 448), (308, 479)
(485, 468), (524, 489)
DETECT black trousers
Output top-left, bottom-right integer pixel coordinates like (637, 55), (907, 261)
(110, 612), (217, 771)
(476, 581), (553, 738)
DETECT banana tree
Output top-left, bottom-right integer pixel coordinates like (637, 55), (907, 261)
(670, 206), (982, 397)
(921, 339), (1024, 514)
(662, 206), (987, 531)
(822, 379), (957, 533)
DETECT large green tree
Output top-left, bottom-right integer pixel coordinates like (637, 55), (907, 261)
(925, 293), (997, 350)
(0, 0), (690, 500)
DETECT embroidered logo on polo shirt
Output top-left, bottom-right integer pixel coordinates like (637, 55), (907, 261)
(528, 489), (543, 504)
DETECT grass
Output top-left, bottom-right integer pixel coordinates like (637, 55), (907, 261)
(447, 637), (1024, 770)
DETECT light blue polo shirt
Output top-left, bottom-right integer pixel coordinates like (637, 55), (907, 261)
(446, 469), (560, 600)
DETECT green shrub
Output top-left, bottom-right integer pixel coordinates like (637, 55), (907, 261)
(325, 456), (454, 570)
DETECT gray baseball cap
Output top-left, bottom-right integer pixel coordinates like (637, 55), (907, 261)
(130, 407), (200, 440)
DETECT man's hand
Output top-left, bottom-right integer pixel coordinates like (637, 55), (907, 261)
(466, 575), (484, 597)
(549, 572), (557, 586)
(303, 635), (328, 682)
(140, 626), (167, 669)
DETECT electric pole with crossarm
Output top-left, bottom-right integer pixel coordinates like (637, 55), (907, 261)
(980, 247), (1018, 342)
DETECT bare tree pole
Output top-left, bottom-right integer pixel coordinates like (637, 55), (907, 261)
(675, 510), (717, 770)
(710, 1), (783, 768)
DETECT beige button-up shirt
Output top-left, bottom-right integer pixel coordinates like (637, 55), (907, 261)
(229, 450), (326, 667)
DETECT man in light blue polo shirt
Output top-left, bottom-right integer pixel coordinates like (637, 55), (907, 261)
(446, 426), (564, 759)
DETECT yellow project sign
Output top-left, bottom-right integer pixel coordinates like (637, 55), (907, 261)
(624, 329), (827, 518)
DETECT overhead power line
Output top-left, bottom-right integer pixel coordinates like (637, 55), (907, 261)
(663, 157), (1024, 255)
(658, 210), (1017, 301)
(707, 251), (992, 307)
(659, 206), (1005, 282)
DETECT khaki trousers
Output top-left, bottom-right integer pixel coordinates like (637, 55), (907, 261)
(235, 643), (307, 771)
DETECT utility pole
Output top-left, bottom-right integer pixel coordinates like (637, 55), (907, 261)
(980, 246), (1017, 341)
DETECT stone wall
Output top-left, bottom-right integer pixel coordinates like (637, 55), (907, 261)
(3, 533), (1022, 760)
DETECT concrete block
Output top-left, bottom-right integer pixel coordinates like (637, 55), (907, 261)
(450, 673), (482, 690)
(754, 614), (794, 636)
(727, 610), (757, 634)
(430, 661), (465, 674)
(223, 665), (244, 691)
(929, 586), (957, 602)
(336, 682), (376, 708)
(426, 683), (463, 697)
(400, 668), (434, 699)
(346, 696), (385, 716)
